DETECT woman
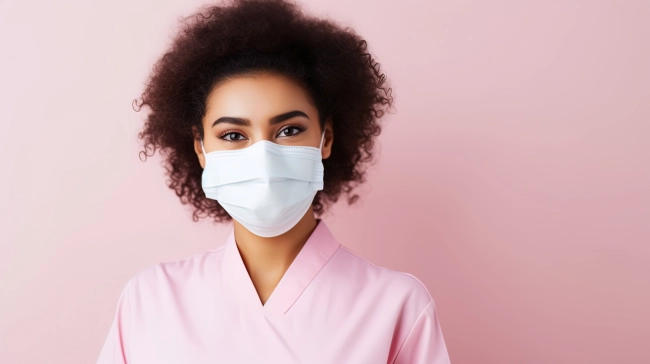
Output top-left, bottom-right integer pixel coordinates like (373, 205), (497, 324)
(97, 0), (450, 362)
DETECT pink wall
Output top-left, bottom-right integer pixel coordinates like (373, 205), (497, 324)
(1, 0), (648, 363)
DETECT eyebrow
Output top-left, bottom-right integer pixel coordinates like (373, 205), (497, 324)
(211, 110), (310, 127)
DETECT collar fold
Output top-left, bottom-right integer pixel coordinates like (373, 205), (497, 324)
(221, 219), (341, 317)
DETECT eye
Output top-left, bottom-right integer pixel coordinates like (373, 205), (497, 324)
(218, 131), (247, 142)
(278, 125), (305, 138)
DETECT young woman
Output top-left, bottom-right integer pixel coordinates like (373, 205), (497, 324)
(97, 0), (450, 362)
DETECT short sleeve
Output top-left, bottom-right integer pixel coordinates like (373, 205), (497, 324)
(392, 300), (451, 364)
(96, 278), (134, 364)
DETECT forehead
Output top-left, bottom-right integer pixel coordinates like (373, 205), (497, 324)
(204, 73), (316, 119)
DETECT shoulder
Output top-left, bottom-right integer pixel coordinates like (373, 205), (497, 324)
(125, 246), (225, 298)
(332, 244), (434, 311)
(333, 245), (446, 362)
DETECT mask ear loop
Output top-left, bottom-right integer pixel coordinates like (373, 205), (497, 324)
(318, 130), (326, 151)
(200, 139), (207, 156)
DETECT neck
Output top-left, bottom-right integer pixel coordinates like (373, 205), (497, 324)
(233, 206), (319, 282)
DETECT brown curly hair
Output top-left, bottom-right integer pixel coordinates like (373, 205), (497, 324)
(133, 0), (394, 223)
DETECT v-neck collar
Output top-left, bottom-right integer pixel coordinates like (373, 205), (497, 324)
(221, 219), (341, 318)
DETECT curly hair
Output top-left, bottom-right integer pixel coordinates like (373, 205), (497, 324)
(133, 0), (394, 223)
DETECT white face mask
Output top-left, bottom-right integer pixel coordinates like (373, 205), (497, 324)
(200, 130), (326, 237)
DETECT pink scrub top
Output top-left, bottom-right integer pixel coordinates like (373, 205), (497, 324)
(97, 219), (450, 363)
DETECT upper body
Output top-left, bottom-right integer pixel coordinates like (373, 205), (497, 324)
(99, 0), (451, 362)
(97, 219), (449, 363)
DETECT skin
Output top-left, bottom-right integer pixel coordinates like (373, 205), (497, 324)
(192, 72), (333, 306)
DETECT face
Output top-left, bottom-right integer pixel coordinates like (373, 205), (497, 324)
(194, 73), (333, 168)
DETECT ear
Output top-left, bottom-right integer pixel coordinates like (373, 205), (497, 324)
(192, 126), (205, 169)
(322, 117), (334, 160)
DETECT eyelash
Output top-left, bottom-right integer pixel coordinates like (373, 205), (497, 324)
(218, 125), (306, 142)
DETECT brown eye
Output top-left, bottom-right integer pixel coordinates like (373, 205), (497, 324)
(278, 126), (305, 138)
(219, 131), (246, 142)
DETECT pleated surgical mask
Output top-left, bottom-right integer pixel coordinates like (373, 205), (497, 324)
(200, 131), (325, 237)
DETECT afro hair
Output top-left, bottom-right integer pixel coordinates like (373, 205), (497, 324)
(133, 0), (394, 223)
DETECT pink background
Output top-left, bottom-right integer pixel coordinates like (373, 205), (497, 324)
(1, 0), (648, 363)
